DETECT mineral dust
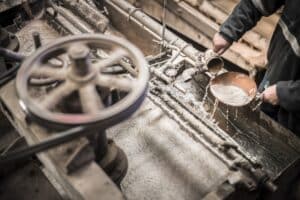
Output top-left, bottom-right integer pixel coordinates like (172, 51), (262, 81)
(210, 84), (251, 106)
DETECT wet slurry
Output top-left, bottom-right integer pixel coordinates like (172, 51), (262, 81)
(210, 84), (251, 106)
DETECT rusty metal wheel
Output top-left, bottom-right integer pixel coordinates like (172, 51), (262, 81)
(16, 34), (149, 128)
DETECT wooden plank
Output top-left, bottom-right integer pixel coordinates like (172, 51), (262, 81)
(183, 0), (203, 7)
(216, 0), (280, 25)
(156, 0), (264, 68)
(0, 81), (124, 200)
(132, 0), (255, 71)
(106, 0), (161, 56)
(0, 0), (36, 12)
(209, 0), (278, 39)
(198, 1), (267, 50)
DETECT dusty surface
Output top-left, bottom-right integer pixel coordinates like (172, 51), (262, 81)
(9, 13), (300, 200)
(108, 100), (230, 200)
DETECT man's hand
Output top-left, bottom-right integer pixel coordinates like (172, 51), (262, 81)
(213, 33), (231, 55)
(262, 85), (279, 105)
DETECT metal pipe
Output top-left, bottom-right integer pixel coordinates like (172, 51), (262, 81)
(202, 49), (224, 74)
(45, 8), (82, 35)
(85, 0), (97, 7)
(0, 47), (25, 62)
(0, 126), (85, 165)
(61, 0), (109, 33)
(107, 0), (201, 62)
(32, 32), (42, 49)
(50, 3), (91, 33)
(95, 132), (108, 161)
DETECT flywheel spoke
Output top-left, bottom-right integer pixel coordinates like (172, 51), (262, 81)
(31, 65), (68, 80)
(96, 74), (134, 92)
(93, 48), (128, 71)
(79, 84), (105, 114)
(40, 81), (78, 109)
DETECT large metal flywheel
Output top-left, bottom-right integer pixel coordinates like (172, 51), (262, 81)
(16, 34), (149, 128)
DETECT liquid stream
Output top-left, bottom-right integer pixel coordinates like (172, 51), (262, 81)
(210, 84), (251, 106)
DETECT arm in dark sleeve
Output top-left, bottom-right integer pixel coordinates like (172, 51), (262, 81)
(277, 80), (300, 112)
(220, 0), (285, 42)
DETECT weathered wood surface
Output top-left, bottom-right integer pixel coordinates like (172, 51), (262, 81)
(159, 0), (280, 70)
(0, 81), (124, 200)
(208, 0), (279, 39)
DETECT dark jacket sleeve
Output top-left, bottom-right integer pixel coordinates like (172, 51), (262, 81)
(220, 0), (285, 42)
(277, 80), (300, 112)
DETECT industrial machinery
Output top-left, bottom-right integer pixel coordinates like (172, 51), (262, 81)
(0, 1), (300, 200)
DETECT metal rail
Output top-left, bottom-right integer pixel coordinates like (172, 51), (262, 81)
(107, 0), (201, 62)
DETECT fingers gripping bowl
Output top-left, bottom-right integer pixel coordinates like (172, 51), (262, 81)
(210, 72), (258, 107)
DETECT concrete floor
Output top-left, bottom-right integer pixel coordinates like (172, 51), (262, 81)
(108, 100), (231, 200)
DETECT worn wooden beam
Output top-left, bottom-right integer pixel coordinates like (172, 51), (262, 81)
(209, 0), (279, 39)
(133, 0), (264, 71)
(198, 1), (267, 51)
(0, 81), (124, 200)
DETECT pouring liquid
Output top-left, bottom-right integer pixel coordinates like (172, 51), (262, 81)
(210, 84), (251, 106)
